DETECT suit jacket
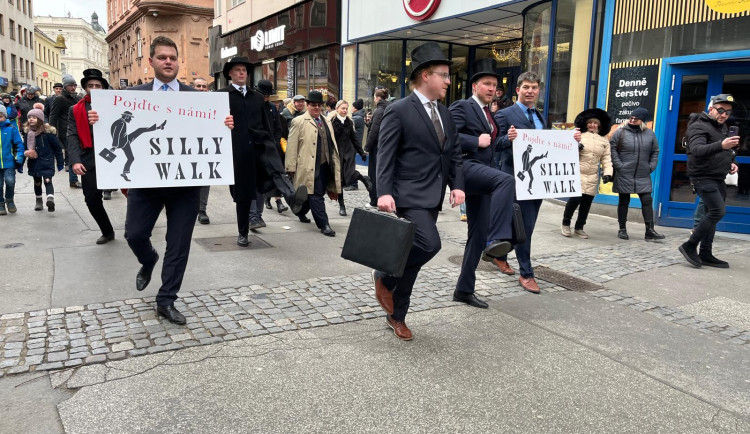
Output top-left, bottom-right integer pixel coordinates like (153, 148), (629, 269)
(376, 92), (464, 210)
(285, 111), (342, 195)
(449, 97), (499, 166)
(493, 103), (547, 175)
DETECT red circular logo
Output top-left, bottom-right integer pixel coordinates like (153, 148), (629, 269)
(403, 0), (441, 21)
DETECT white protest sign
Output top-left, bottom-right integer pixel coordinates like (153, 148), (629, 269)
(512, 129), (581, 200)
(90, 89), (233, 189)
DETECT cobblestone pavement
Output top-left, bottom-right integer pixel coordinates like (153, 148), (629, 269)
(2, 191), (749, 376)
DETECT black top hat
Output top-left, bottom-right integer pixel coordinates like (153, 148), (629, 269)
(305, 91), (325, 104)
(81, 69), (110, 89)
(574, 108), (611, 136)
(255, 79), (275, 96)
(53, 82), (63, 88)
(409, 42), (452, 80)
(223, 57), (253, 80)
(469, 58), (501, 84)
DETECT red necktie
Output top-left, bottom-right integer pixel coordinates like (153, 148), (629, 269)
(483, 106), (497, 143)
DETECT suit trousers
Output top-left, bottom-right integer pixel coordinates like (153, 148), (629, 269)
(199, 186), (210, 212)
(498, 199), (542, 278)
(367, 149), (378, 206)
(81, 167), (114, 236)
(248, 190), (265, 221)
(456, 161), (515, 294)
(298, 162), (330, 228)
(125, 186), (200, 307)
(380, 208), (441, 322)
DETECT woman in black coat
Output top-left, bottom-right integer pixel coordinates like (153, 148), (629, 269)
(330, 100), (371, 216)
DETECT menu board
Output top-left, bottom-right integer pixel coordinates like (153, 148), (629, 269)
(607, 64), (659, 126)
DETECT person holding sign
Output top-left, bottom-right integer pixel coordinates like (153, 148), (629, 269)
(373, 42), (465, 340)
(66, 69), (116, 244)
(449, 58), (515, 308)
(88, 36), (235, 326)
(609, 108), (664, 241)
(561, 109), (613, 239)
(494, 71), (581, 294)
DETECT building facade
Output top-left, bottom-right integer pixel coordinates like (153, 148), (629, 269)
(341, 0), (750, 233)
(210, 0), (340, 99)
(35, 14), (109, 87)
(0, 0), (36, 92)
(106, 0), (212, 88)
(33, 27), (64, 95)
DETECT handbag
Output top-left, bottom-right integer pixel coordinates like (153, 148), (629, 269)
(341, 208), (416, 277)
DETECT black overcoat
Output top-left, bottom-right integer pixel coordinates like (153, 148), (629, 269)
(331, 116), (365, 185)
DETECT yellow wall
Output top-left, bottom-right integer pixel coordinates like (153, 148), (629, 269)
(34, 31), (63, 96)
(566, 0), (594, 122)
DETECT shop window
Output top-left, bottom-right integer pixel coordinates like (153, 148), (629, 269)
(449, 45), (469, 103)
(310, 0), (327, 27)
(357, 41), (403, 111)
(276, 59), (291, 100)
(522, 1), (551, 113)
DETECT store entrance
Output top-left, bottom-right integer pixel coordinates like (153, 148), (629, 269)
(657, 62), (750, 233)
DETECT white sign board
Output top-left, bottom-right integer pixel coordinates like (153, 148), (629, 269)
(91, 90), (233, 189)
(512, 129), (581, 201)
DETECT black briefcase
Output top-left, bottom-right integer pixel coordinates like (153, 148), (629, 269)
(341, 208), (416, 277)
(516, 170), (525, 181)
(511, 203), (526, 245)
(99, 148), (117, 162)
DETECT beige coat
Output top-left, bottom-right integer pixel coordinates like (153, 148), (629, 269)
(285, 111), (342, 195)
(579, 131), (613, 196)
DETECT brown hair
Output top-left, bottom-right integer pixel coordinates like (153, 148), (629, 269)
(374, 88), (389, 100)
(517, 71), (542, 87)
(150, 36), (178, 58)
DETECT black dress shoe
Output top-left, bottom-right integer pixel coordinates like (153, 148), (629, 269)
(276, 200), (288, 213)
(453, 291), (489, 309)
(482, 240), (512, 260)
(298, 214), (311, 223)
(339, 207), (347, 216)
(237, 234), (249, 247)
(197, 211), (210, 224)
(291, 186), (308, 215)
(157, 305), (186, 325)
(121, 173), (131, 182)
(265, 197), (273, 209)
(96, 233), (115, 245)
(320, 224), (335, 237)
(136, 253), (159, 291)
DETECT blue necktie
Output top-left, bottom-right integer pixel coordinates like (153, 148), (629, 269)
(527, 108), (536, 129)
(160, 83), (170, 91)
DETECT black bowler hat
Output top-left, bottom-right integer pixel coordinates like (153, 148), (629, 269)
(53, 82), (63, 89)
(469, 58), (501, 84)
(305, 91), (325, 104)
(255, 79), (275, 96)
(574, 108), (611, 137)
(223, 56), (253, 80)
(81, 68), (110, 89)
(409, 42), (452, 80)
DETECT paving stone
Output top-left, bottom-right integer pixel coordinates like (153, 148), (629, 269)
(85, 355), (107, 364)
(36, 362), (63, 371)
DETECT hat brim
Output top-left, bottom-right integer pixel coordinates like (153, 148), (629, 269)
(469, 72), (502, 85)
(223, 61), (253, 80)
(409, 59), (453, 80)
(574, 108), (611, 135)
(81, 76), (110, 90)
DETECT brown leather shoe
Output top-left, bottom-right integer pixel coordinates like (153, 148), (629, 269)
(491, 258), (515, 275)
(372, 270), (394, 315)
(519, 276), (541, 294)
(386, 316), (413, 341)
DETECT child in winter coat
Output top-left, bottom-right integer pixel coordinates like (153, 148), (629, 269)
(0, 109), (24, 214)
(24, 108), (64, 212)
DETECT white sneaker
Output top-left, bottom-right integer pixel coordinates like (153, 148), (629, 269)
(561, 224), (572, 237)
(574, 229), (589, 239)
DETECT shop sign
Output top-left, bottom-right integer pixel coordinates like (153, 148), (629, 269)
(705, 0), (750, 13)
(221, 46), (238, 59)
(251, 25), (286, 52)
(403, 0), (441, 21)
(606, 64), (659, 126)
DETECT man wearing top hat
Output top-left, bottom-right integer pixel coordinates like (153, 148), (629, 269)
(493, 71), (581, 294)
(373, 42), (465, 340)
(449, 58), (515, 309)
(88, 36), (234, 325)
(679, 93), (740, 268)
(285, 90), (342, 236)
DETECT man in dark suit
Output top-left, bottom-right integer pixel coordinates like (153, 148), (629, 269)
(373, 42), (465, 340)
(449, 58), (515, 308)
(493, 71), (580, 293)
(89, 36), (234, 325)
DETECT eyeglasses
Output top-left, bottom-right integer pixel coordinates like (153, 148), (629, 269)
(430, 72), (451, 81)
(713, 107), (733, 115)
(628, 116), (641, 121)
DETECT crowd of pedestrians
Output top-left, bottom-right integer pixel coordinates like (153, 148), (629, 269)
(0, 37), (740, 339)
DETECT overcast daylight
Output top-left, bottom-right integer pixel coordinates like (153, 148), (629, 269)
(33, 0), (108, 27)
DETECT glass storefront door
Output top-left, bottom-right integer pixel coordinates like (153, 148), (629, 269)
(658, 62), (750, 233)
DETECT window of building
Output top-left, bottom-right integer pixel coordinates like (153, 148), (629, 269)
(231, 0), (245, 7)
(215, 0), (222, 17)
(29, 62), (33, 80)
(21, 0), (25, 14)
(9, 19), (14, 40)
(136, 28), (142, 57)
(17, 25), (22, 44)
(0, 15), (3, 35)
(357, 40), (404, 109)
(1, 50), (5, 71)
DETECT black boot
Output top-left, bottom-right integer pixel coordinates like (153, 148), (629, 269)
(264, 197), (272, 210)
(276, 199), (288, 213)
(678, 242), (702, 268)
(617, 223), (629, 240)
(645, 223), (665, 241)
(699, 251), (729, 268)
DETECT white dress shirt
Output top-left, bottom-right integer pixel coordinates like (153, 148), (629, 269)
(153, 78), (180, 92)
(412, 89), (444, 130)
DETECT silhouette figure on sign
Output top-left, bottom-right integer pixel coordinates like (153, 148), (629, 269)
(101, 111), (166, 181)
(517, 144), (547, 195)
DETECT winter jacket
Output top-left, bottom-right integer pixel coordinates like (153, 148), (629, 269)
(281, 101), (305, 122)
(364, 99), (390, 154)
(16, 95), (42, 125)
(66, 101), (97, 170)
(26, 125), (64, 177)
(50, 90), (80, 146)
(610, 124), (659, 194)
(686, 112), (736, 181)
(351, 111), (366, 148)
(331, 115), (366, 185)
(0, 119), (24, 169)
(578, 131), (613, 196)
